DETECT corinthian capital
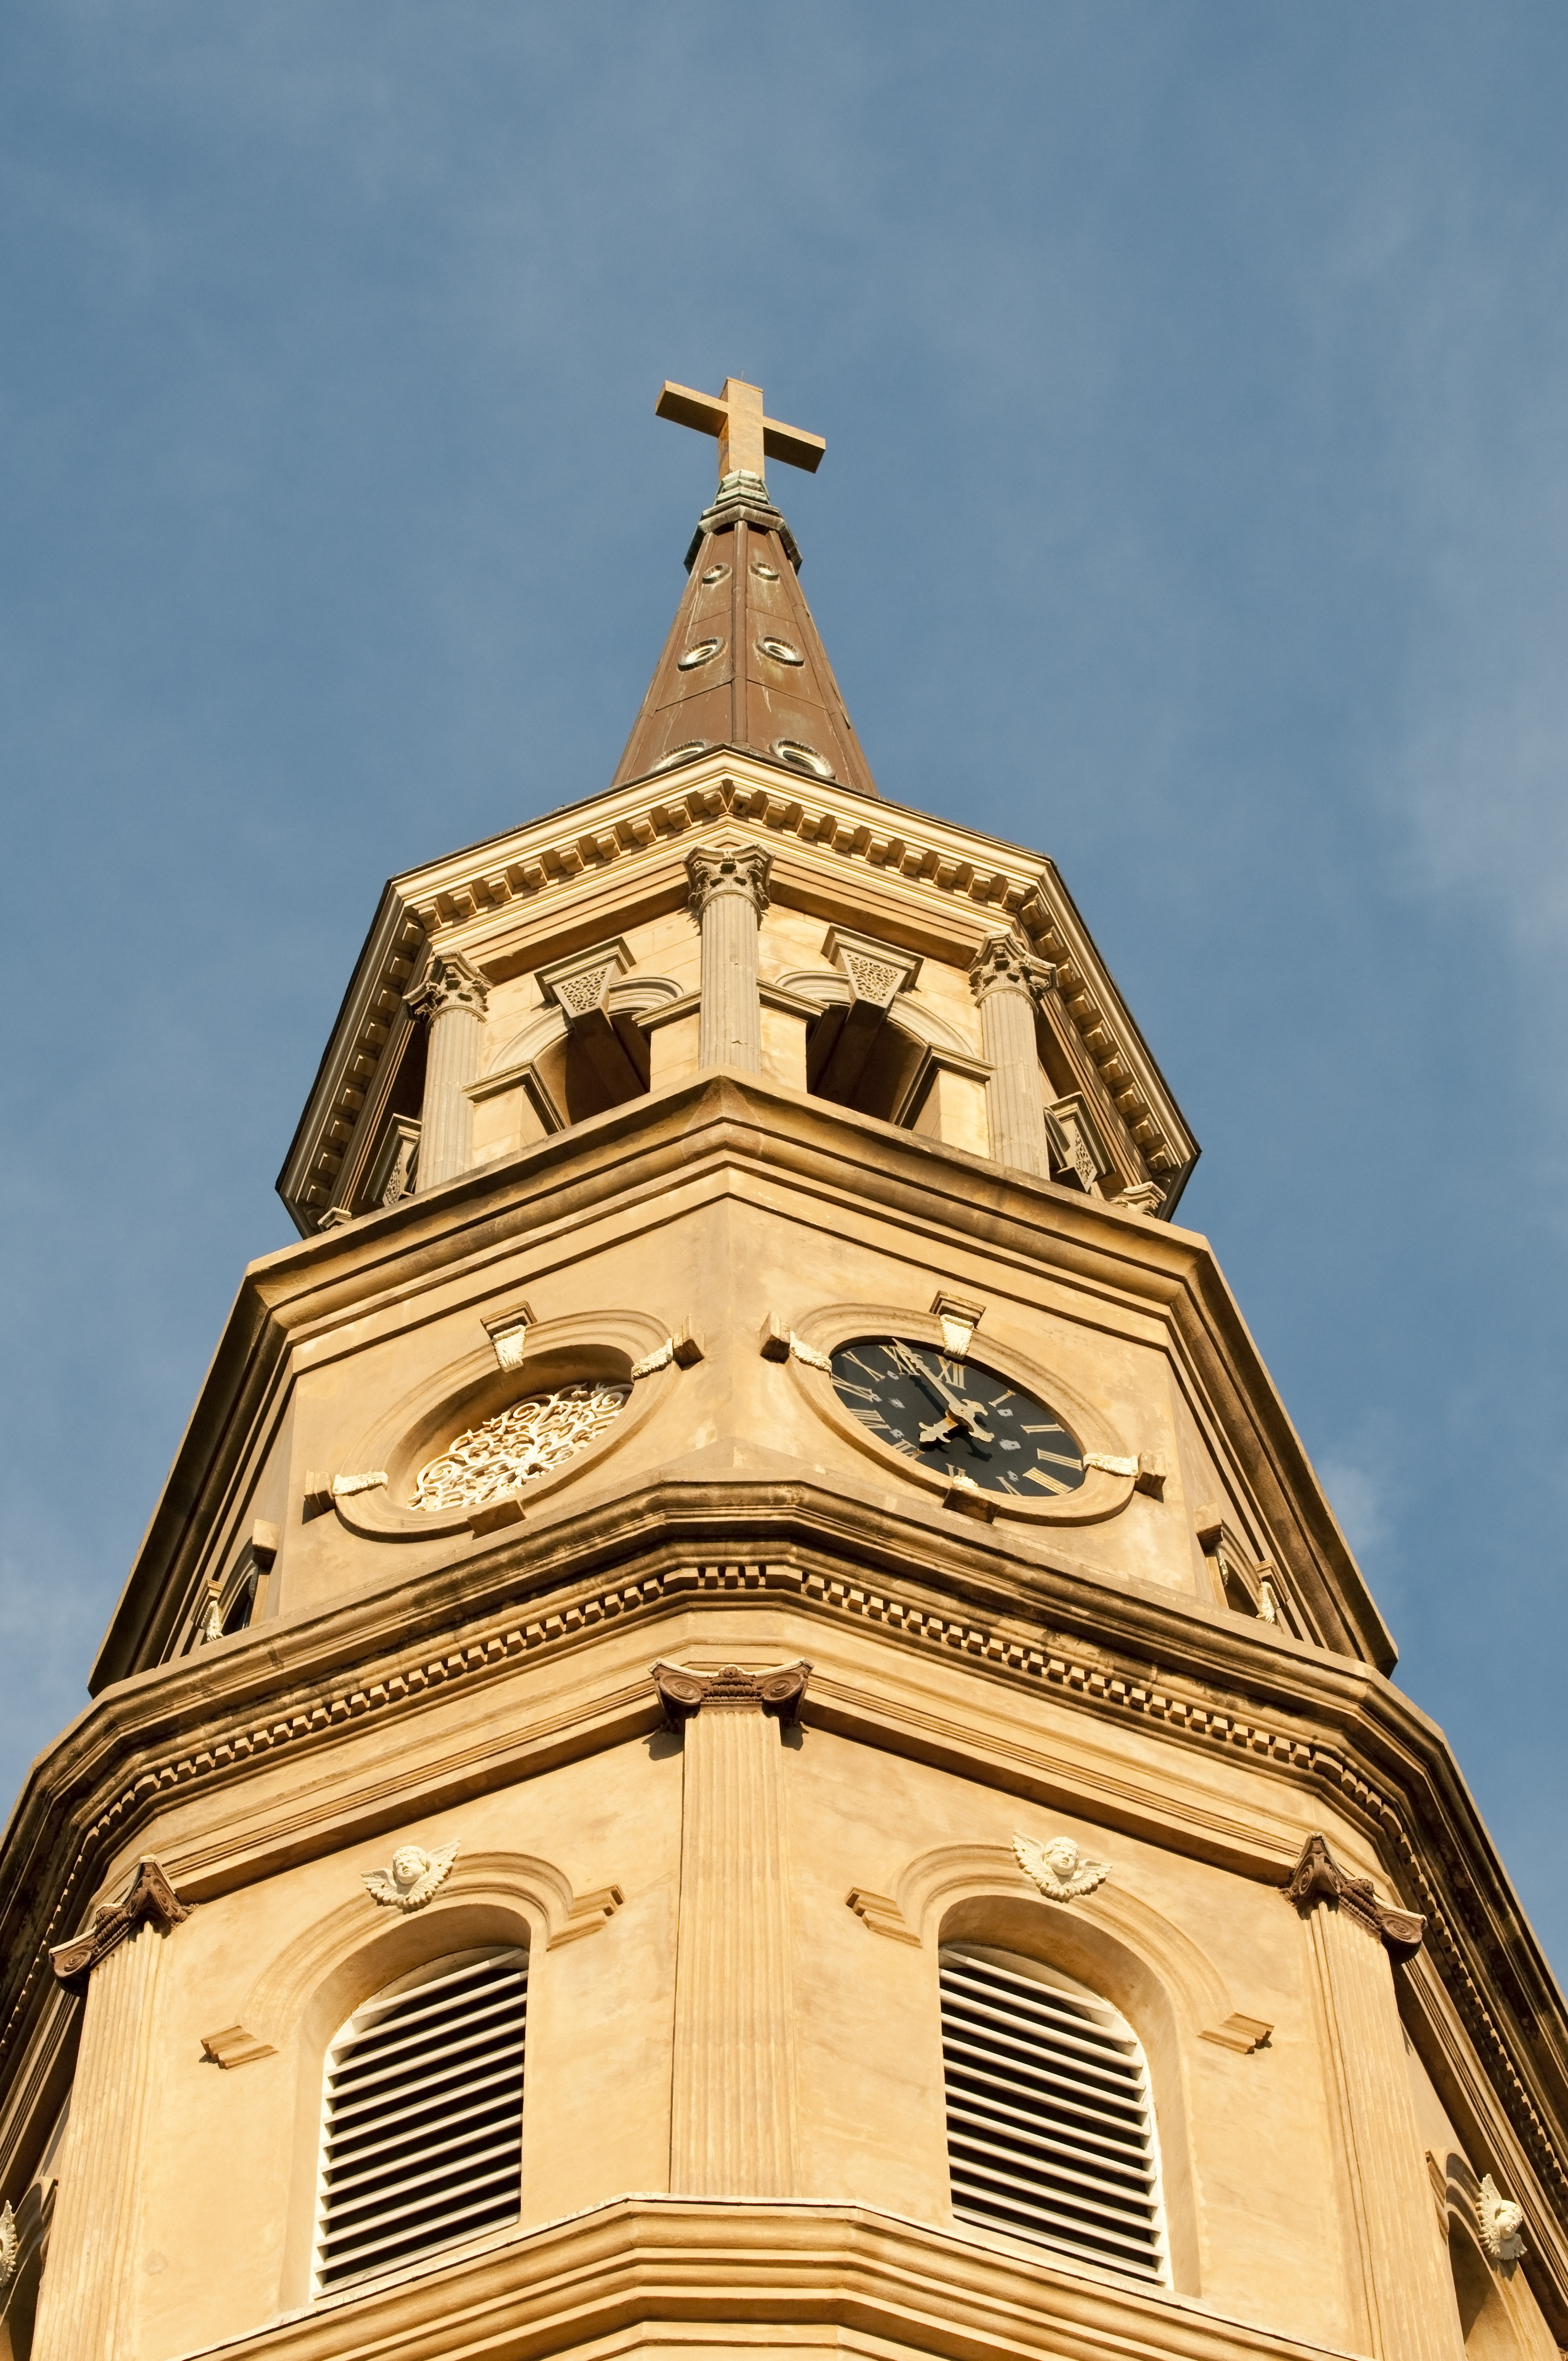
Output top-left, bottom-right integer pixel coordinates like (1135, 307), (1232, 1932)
(968, 931), (1055, 1005)
(405, 952), (488, 1024)
(685, 842), (772, 922)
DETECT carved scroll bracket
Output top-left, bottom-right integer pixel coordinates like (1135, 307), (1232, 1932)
(1286, 1832), (1425, 1963)
(652, 1659), (811, 1729)
(49, 1858), (190, 1995)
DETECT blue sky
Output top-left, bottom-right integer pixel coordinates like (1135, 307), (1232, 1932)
(3, 4), (1566, 1966)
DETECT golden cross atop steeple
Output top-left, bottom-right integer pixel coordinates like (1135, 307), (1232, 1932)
(655, 377), (826, 485)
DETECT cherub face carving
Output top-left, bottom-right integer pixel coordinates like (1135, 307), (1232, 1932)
(362, 1839), (459, 1913)
(1013, 1830), (1111, 1902)
(1478, 2175), (1527, 2265)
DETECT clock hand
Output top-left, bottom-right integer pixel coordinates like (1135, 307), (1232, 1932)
(885, 1342), (995, 1445)
(886, 1342), (973, 1424)
(917, 1410), (997, 1453)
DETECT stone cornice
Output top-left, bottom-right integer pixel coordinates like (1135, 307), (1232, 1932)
(105, 2194), (1396, 2361)
(275, 888), (426, 1228)
(6, 1465), (1566, 2264)
(277, 755), (1197, 1233)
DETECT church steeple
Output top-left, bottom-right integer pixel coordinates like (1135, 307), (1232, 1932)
(7, 374), (1562, 2361)
(611, 376), (879, 797)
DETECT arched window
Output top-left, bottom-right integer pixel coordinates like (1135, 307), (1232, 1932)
(939, 1942), (1167, 2284)
(314, 1944), (527, 2296)
(1449, 2222), (1525, 2361)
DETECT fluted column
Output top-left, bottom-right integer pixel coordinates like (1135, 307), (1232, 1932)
(406, 953), (488, 1190)
(1289, 1835), (1452, 2361)
(687, 845), (771, 1073)
(968, 932), (1054, 1176)
(655, 1660), (809, 2195)
(31, 1860), (189, 2361)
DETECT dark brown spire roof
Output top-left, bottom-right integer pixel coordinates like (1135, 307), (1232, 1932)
(612, 468), (879, 799)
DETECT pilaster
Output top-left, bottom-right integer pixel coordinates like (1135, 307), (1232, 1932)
(656, 1660), (809, 2196)
(687, 845), (771, 1074)
(31, 1860), (189, 2361)
(968, 931), (1055, 1176)
(1289, 1835), (1451, 2361)
(406, 953), (488, 1189)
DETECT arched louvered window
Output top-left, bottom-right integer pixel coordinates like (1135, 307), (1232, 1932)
(314, 1944), (527, 2295)
(940, 1943), (1167, 2284)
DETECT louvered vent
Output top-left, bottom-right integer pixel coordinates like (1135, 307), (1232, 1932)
(314, 1945), (526, 2294)
(940, 1943), (1167, 2283)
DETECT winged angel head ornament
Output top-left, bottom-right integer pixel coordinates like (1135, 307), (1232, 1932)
(1014, 1832), (1110, 1903)
(362, 1840), (459, 1913)
(1477, 2175), (1527, 2266)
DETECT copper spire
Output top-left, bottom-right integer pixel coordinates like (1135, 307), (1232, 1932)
(610, 377), (879, 798)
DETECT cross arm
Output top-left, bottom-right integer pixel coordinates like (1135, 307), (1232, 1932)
(656, 381), (730, 439)
(761, 415), (826, 474)
(656, 378), (826, 477)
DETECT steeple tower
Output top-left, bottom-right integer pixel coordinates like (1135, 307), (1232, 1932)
(612, 377), (878, 796)
(2, 380), (1565, 2361)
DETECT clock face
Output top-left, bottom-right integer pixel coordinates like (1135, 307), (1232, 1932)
(828, 1337), (1086, 1500)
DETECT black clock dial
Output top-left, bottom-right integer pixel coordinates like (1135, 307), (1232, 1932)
(827, 1336), (1086, 1499)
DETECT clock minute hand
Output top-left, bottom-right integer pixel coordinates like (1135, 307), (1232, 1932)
(886, 1341), (995, 1446)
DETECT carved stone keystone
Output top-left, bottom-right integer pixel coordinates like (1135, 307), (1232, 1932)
(536, 938), (644, 1102)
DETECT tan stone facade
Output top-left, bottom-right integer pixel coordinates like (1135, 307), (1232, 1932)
(2, 407), (1564, 2361)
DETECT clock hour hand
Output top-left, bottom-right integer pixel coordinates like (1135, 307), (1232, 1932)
(917, 1409), (997, 1451)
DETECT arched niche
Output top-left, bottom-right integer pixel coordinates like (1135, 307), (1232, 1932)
(892, 1839), (1256, 2298)
(238, 1848), (603, 2311)
(1448, 2220), (1527, 2361)
(474, 977), (682, 1154)
(774, 968), (987, 1147)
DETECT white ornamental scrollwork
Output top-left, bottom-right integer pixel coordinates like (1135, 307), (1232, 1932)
(411, 1381), (632, 1513)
